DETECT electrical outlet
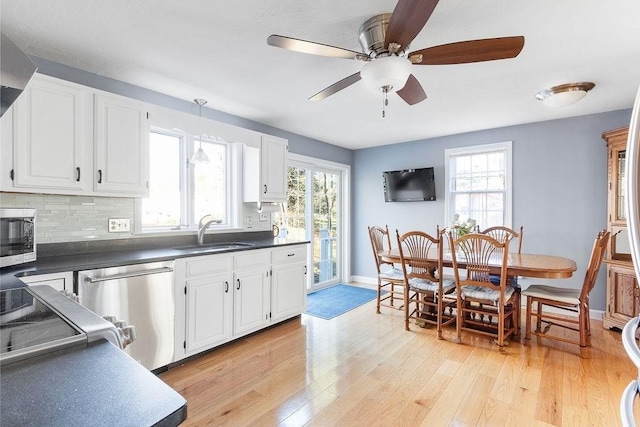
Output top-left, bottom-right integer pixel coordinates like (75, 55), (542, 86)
(259, 212), (268, 222)
(108, 218), (130, 233)
(246, 216), (253, 229)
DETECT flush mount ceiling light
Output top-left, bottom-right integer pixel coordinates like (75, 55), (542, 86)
(535, 82), (595, 108)
(189, 98), (210, 165)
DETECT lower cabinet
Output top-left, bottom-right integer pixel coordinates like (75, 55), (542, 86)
(603, 262), (640, 330)
(174, 244), (308, 362)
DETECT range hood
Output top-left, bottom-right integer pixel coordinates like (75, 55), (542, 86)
(1, 32), (37, 118)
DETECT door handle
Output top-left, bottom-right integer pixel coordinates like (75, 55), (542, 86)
(97, 169), (103, 184)
(76, 167), (81, 182)
(236, 278), (241, 290)
(225, 281), (229, 293)
(84, 267), (174, 283)
(263, 184), (267, 194)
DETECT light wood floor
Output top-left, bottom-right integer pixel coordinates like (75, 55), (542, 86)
(160, 289), (638, 426)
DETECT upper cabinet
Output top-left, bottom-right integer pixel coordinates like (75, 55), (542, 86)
(243, 135), (288, 203)
(11, 74), (91, 192)
(1, 73), (149, 197)
(94, 93), (149, 195)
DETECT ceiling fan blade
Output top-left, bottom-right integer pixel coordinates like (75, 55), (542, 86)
(384, 0), (439, 51)
(409, 36), (525, 65)
(309, 72), (362, 101)
(397, 74), (427, 105)
(267, 35), (368, 61)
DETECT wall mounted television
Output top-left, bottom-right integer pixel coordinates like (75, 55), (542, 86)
(382, 167), (436, 202)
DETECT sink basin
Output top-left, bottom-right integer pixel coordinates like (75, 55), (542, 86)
(172, 242), (255, 253)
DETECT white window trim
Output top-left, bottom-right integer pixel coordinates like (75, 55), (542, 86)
(444, 141), (513, 228)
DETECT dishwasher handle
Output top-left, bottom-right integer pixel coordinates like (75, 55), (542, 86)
(84, 266), (174, 283)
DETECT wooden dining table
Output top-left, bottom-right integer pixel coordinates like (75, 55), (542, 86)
(380, 248), (577, 339)
(380, 248), (577, 279)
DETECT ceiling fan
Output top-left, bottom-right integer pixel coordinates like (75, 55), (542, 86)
(267, 0), (524, 116)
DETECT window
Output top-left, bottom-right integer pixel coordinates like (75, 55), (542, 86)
(140, 129), (230, 231)
(444, 141), (512, 229)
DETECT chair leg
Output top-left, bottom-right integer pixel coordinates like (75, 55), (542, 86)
(455, 294), (463, 344)
(535, 300), (542, 332)
(525, 296), (532, 341)
(376, 280), (382, 314)
(436, 291), (443, 340)
(404, 284), (410, 331)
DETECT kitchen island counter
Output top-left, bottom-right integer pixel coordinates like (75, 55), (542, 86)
(1, 339), (187, 426)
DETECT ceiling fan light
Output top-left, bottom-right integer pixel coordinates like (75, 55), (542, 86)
(535, 82), (595, 108)
(360, 56), (412, 93)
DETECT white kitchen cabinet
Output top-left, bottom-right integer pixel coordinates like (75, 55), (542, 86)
(271, 245), (308, 322)
(11, 74), (91, 192)
(173, 245), (307, 364)
(233, 249), (271, 336)
(94, 92), (149, 196)
(175, 254), (233, 357)
(1, 108), (14, 191)
(243, 135), (288, 203)
(19, 271), (74, 292)
(1, 73), (150, 197)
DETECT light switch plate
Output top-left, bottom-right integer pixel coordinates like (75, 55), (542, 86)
(108, 218), (130, 232)
(246, 216), (253, 229)
(259, 212), (268, 222)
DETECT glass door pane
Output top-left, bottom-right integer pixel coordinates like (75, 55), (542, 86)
(313, 170), (339, 287)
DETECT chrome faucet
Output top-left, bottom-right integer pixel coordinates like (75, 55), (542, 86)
(197, 214), (222, 245)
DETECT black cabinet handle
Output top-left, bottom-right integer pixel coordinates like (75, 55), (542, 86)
(263, 184), (267, 194)
(97, 169), (102, 183)
(224, 281), (229, 293)
(10, 169), (14, 181)
(236, 278), (241, 290)
(76, 167), (81, 182)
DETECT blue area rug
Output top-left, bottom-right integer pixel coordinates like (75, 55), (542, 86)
(305, 284), (378, 320)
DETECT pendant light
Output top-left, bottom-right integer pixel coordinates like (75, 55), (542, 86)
(189, 98), (210, 164)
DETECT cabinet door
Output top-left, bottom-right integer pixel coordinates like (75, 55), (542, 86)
(261, 135), (287, 201)
(271, 262), (306, 322)
(185, 273), (233, 354)
(94, 93), (149, 196)
(233, 267), (270, 335)
(605, 264), (640, 327)
(13, 74), (90, 191)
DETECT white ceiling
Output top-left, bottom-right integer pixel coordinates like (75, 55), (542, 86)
(2, 0), (640, 150)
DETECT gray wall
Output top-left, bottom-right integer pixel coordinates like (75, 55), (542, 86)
(352, 110), (632, 311)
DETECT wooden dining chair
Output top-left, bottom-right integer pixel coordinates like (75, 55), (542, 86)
(449, 233), (518, 350)
(522, 230), (610, 358)
(396, 229), (456, 336)
(479, 226), (524, 254)
(368, 225), (405, 314)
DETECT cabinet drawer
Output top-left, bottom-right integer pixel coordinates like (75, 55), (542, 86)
(184, 255), (231, 277)
(234, 249), (270, 270)
(272, 245), (307, 264)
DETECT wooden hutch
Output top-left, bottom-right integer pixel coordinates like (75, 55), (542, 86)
(602, 127), (639, 330)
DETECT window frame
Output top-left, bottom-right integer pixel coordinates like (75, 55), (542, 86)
(444, 141), (513, 229)
(135, 126), (236, 234)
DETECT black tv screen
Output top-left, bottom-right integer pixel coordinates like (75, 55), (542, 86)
(383, 167), (436, 202)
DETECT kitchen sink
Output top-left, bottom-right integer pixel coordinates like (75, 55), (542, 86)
(172, 242), (255, 254)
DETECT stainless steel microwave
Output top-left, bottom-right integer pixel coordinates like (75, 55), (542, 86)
(0, 208), (36, 268)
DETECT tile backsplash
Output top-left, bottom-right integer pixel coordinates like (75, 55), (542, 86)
(0, 193), (135, 243)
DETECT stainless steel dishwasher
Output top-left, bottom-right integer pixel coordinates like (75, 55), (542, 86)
(77, 261), (174, 371)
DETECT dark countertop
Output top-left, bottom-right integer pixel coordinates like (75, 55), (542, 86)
(0, 232), (309, 289)
(1, 339), (187, 427)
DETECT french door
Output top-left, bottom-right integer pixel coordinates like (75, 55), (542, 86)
(280, 156), (346, 292)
